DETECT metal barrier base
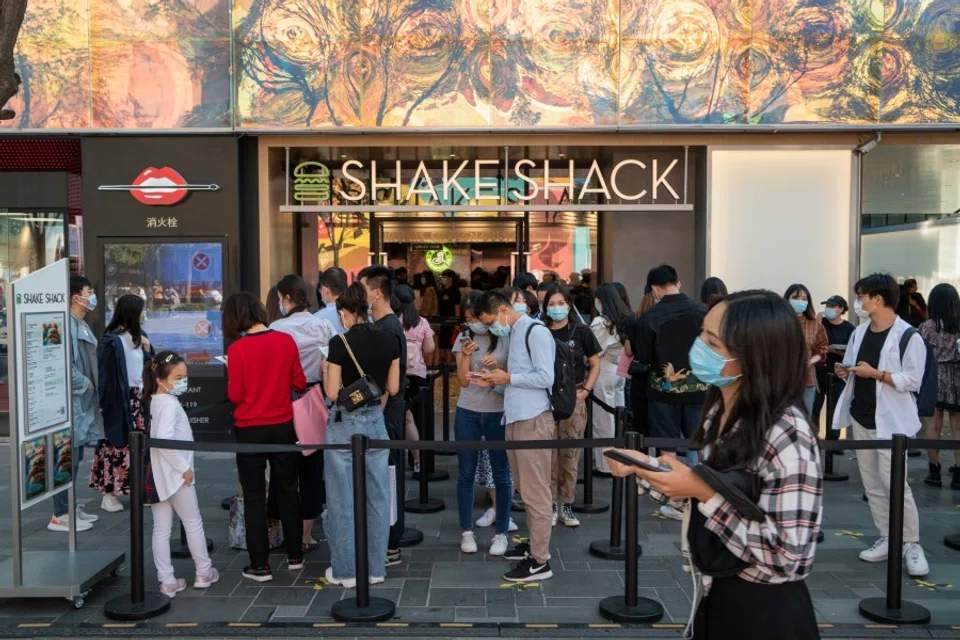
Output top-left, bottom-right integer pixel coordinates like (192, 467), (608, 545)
(823, 472), (850, 482)
(945, 534), (960, 551)
(404, 498), (445, 514)
(858, 598), (930, 624)
(221, 496), (233, 511)
(331, 596), (395, 623)
(412, 470), (450, 482)
(399, 528), (424, 548)
(598, 595), (664, 623)
(104, 594), (171, 621)
(589, 540), (641, 561)
(171, 537), (214, 559)
(572, 500), (609, 515)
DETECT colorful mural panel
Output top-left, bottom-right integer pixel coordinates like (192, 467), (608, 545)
(2, 0), (958, 130)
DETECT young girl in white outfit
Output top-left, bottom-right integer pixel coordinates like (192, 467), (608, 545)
(147, 351), (219, 598)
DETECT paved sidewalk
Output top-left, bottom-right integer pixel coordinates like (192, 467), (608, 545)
(0, 438), (958, 633)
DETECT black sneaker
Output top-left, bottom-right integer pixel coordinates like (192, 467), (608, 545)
(503, 556), (553, 583)
(242, 565), (273, 583)
(386, 550), (402, 567)
(925, 462), (942, 488)
(503, 542), (530, 561)
(287, 556), (304, 571)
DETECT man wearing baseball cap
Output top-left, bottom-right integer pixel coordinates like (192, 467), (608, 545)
(814, 295), (856, 432)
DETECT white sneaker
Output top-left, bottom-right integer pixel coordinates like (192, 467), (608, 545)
(489, 534), (509, 556)
(475, 507), (496, 528)
(461, 531), (478, 554)
(101, 494), (124, 513)
(47, 515), (92, 533)
(859, 537), (889, 563)
(76, 505), (99, 523)
(660, 505), (683, 521)
(508, 518), (518, 532)
(325, 566), (357, 589)
(903, 543), (929, 577)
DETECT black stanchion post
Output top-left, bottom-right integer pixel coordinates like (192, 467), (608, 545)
(170, 520), (215, 559)
(413, 374), (450, 480)
(822, 372), (848, 482)
(398, 394), (424, 547)
(858, 434), (930, 624)
(332, 435), (396, 622)
(435, 362), (455, 456)
(589, 409), (636, 559)
(599, 431), (662, 623)
(573, 398), (609, 514)
(405, 380), (445, 514)
(104, 431), (171, 621)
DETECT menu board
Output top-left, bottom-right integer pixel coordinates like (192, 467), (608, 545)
(22, 312), (69, 434)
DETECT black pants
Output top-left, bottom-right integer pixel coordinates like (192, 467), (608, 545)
(693, 577), (819, 640)
(235, 422), (302, 568)
(629, 377), (648, 435)
(268, 450), (325, 522)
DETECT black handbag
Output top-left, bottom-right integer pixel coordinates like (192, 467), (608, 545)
(687, 465), (764, 577)
(336, 334), (381, 412)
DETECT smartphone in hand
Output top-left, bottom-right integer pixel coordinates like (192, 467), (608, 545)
(603, 450), (671, 473)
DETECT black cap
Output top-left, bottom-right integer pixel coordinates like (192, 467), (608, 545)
(821, 295), (848, 312)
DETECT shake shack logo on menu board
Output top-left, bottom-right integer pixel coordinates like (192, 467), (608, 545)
(17, 292), (66, 305)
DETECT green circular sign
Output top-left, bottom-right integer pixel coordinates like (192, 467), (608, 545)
(425, 246), (453, 273)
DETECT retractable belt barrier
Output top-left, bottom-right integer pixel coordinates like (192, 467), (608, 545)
(124, 413), (960, 626)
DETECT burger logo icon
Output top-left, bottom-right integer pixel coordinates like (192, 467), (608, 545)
(99, 167), (220, 206)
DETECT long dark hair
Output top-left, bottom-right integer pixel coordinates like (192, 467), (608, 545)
(395, 284), (420, 331)
(594, 282), (631, 342)
(928, 283), (960, 335)
(613, 282), (632, 312)
(223, 292), (269, 342)
(542, 285), (581, 329)
(784, 283), (816, 321)
(106, 294), (145, 347)
(461, 289), (498, 353)
(277, 274), (310, 314)
(701, 277), (728, 307)
(265, 286), (282, 324)
(692, 290), (808, 470)
(143, 350), (185, 402)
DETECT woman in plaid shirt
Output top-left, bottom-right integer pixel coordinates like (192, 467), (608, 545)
(607, 290), (822, 640)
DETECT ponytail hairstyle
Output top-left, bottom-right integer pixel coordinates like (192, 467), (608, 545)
(277, 274), (311, 314)
(143, 350), (186, 402)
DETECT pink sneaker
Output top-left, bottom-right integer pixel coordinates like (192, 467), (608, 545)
(160, 578), (187, 598)
(194, 568), (220, 589)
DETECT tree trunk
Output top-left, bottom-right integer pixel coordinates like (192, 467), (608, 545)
(0, 0), (28, 119)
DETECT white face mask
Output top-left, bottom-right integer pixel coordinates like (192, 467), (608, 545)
(854, 298), (873, 319)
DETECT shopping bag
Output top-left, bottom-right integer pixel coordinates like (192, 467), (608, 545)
(389, 464), (398, 526)
(293, 385), (329, 456)
(228, 495), (285, 550)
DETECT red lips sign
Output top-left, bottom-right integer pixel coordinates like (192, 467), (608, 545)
(98, 167), (220, 206)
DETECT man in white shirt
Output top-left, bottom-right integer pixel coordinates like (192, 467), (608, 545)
(833, 273), (929, 576)
(314, 267), (347, 334)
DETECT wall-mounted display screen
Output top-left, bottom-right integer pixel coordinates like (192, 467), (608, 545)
(103, 241), (224, 365)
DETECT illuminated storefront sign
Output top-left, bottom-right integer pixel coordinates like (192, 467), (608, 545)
(424, 245), (454, 273)
(293, 161), (332, 203)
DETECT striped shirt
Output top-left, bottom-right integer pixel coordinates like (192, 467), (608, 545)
(645, 404), (822, 586)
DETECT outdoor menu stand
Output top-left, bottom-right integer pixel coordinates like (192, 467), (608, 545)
(0, 260), (124, 610)
(598, 430), (664, 623)
(858, 434), (931, 625)
(104, 431), (171, 620)
(589, 407), (638, 560)
(572, 397), (610, 515)
(331, 434), (396, 622)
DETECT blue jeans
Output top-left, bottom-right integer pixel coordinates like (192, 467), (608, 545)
(455, 407), (511, 534)
(648, 401), (701, 467)
(54, 445), (85, 517)
(323, 404), (391, 580)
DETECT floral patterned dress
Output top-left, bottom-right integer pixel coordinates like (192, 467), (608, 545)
(919, 320), (960, 411)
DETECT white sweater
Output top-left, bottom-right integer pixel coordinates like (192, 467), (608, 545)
(149, 394), (194, 502)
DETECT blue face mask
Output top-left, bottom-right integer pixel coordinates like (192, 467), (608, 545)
(278, 300), (290, 317)
(688, 337), (740, 388)
(468, 322), (488, 335)
(166, 378), (189, 397)
(823, 308), (839, 321)
(546, 305), (569, 321)
(81, 294), (98, 312)
(790, 299), (809, 315)
(489, 311), (511, 338)
(512, 302), (528, 315)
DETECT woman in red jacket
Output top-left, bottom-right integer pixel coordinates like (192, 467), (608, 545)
(223, 292), (306, 583)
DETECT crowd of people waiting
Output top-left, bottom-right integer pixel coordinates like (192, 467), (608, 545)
(50, 263), (960, 639)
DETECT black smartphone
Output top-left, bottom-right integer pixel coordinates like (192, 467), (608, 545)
(603, 450), (671, 473)
(460, 323), (474, 340)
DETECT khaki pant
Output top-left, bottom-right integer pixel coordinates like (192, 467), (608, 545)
(507, 411), (556, 564)
(552, 398), (587, 504)
(853, 421), (920, 543)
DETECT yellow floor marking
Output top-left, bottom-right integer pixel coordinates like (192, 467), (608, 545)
(376, 622), (409, 627)
(314, 623), (346, 628)
(165, 622), (198, 627)
(653, 623), (685, 628)
(440, 623), (474, 627)
(228, 622), (261, 627)
(17, 623), (51, 628)
(102, 623), (136, 628)
(589, 623), (622, 628)
(526, 623), (559, 628)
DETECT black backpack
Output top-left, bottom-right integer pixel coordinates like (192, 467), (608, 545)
(524, 322), (577, 422)
(899, 328), (938, 418)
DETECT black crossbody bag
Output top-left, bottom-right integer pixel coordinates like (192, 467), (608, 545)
(336, 334), (381, 412)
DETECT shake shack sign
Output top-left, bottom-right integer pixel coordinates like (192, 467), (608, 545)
(288, 154), (688, 206)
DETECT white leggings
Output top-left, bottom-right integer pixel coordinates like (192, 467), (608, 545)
(151, 484), (212, 585)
